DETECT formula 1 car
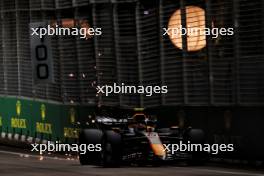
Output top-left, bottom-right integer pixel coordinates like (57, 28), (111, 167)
(78, 113), (207, 167)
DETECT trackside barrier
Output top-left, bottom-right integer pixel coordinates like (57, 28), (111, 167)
(0, 97), (96, 144)
(0, 131), (55, 149)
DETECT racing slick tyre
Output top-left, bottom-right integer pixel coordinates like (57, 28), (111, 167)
(79, 129), (103, 165)
(187, 129), (205, 144)
(101, 130), (122, 167)
(187, 129), (208, 165)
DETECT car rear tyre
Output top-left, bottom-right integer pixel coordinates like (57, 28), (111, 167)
(187, 129), (208, 165)
(188, 129), (205, 144)
(79, 129), (103, 165)
(101, 130), (122, 167)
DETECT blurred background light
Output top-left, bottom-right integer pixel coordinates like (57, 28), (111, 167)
(168, 6), (206, 52)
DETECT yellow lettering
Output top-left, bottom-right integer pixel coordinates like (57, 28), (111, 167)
(11, 118), (26, 128)
(64, 127), (80, 138)
(0, 116), (2, 126)
(36, 122), (52, 134)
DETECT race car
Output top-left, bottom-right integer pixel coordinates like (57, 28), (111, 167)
(78, 112), (207, 167)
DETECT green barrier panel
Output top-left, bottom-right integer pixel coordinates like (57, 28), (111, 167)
(0, 96), (95, 142)
(61, 105), (79, 143)
(31, 101), (62, 141)
(0, 98), (3, 132)
(0, 97), (32, 136)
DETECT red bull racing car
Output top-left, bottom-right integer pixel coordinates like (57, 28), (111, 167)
(78, 113), (207, 167)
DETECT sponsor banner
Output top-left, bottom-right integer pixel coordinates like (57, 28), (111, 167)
(0, 97), (93, 141)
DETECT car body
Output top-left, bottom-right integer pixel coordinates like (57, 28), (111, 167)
(78, 113), (207, 166)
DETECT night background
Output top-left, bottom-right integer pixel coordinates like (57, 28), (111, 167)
(0, 0), (263, 175)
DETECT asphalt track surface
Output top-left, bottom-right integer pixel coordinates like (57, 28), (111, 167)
(0, 148), (263, 176)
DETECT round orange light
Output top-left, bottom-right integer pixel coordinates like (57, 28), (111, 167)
(168, 6), (206, 52)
